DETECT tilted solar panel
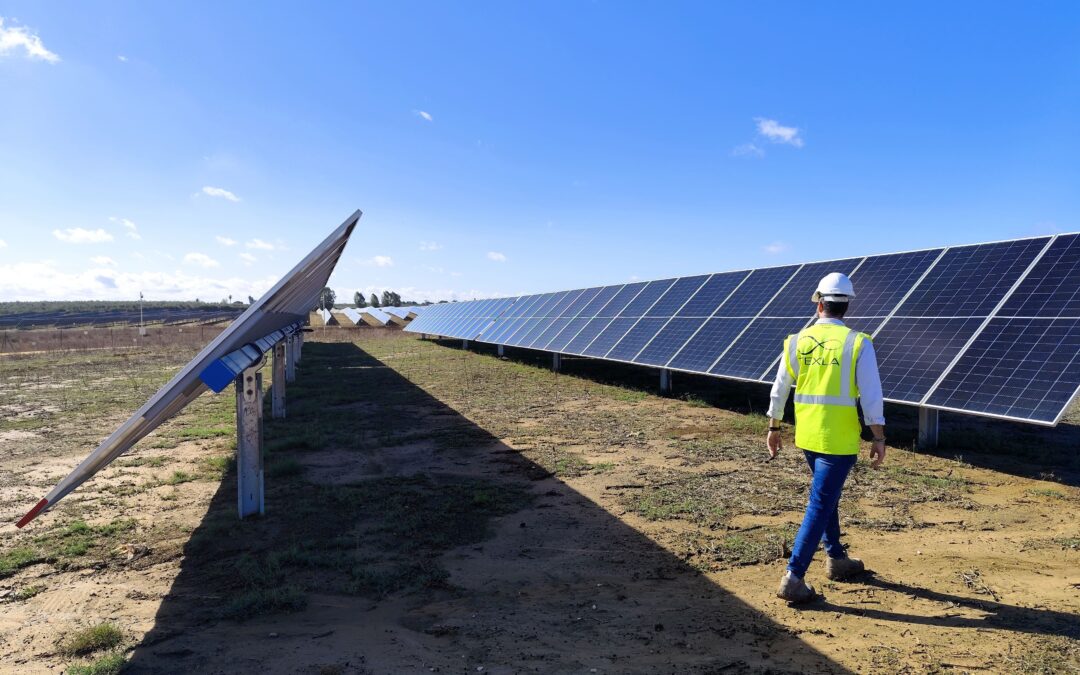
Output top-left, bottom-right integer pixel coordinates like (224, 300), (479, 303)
(407, 233), (1080, 425)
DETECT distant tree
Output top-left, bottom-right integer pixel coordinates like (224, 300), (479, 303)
(248, 295), (255, 305)
(369, 293), (380, 308)
(380, 290), (394, 307)
(390, 291), (402, 307)
(354, 291), (367, 307)
(315, 286), (336, 311)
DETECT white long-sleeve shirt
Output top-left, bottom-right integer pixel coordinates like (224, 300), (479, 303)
(766, 317), (886, 426)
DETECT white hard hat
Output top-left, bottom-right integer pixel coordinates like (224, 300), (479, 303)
(812, 272), (855, 303)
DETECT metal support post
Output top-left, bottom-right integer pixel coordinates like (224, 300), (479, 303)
(285, 335), (297, 383)
(295, 331), (303, 364)
(462, 339), (470, 349)
(660, 368), (672, 393)
(918, 407), (939, 449)
(497, 344), (505, 357)
(235, 364), (265, 518)
(272, 341), (286, 419)
(552, 353), (562, 372)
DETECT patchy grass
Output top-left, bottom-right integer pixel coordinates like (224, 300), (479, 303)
(676, 525), (797, 567)
(1026, 487), (1067, 500)
(0, 547), (40, 578)
(221, 586), (307, 621)
(64, 652), (127, 675)
(58, 623), (124, 657)
(116, 456), (167, 468)
(14, 584), (45, 601)
(163, 470), (195, 485)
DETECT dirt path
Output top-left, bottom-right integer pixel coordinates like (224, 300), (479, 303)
(0, 333), (1077, 673)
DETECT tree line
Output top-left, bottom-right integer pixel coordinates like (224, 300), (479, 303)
(314, 288), (432, 311)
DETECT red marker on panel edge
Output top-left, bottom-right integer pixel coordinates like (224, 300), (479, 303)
(16, 498), (48, 528)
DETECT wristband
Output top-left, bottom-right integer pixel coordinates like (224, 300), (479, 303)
(872, 437), (886, 443)
(768, 426), (782, 432)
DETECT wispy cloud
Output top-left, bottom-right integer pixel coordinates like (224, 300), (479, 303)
(201, 186), (241, 202)
(245, 238), (274, 250)
(416, 110), (433, 122)
(731, 143), (765, 158)
(90, 256), (116, 266)
(239, 252), (256, 266)
(109, 216), (141, 240)
(362, 255), (394, 268)
(419, 240), (442, 251)
(763, 241), (789, 255)
(0, 17), (60, 63)
(487, 251), (507, 262)
(117, 55), (127, 62)
(183, 252), (220, 268)
(755, 118), (804, 147)
(53, 228), (113, 244)
(0, 239), (6, 249)
(216, 236), (237, 246)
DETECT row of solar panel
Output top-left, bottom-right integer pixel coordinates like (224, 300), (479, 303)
(405, 234), (1080, 424)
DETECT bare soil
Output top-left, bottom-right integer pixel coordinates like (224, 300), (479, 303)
(1, 329), (1077, 673)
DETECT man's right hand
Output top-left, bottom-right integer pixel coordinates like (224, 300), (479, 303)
(766, 430), (782, 460)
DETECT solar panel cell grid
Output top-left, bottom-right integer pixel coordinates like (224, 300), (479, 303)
(895, 238), (1049, 317)
(713, 266), (800, 317)
(712, 317), (809, 381)
(667, 318), (750, 372)
(578, 285), (624, 316)
(646, 275), (710, 317)
(597, 282), (648, 317)
(633, 318), (706, 366)
(677, 271), (750, 317)
(559, 287), (603, 317)
(544, 317), (590, 352)
(607, 318), (668, 361)
(528, 318), (572, 349)
(997, 234), (1080, 318)
(563, 317), (614, 354)
(618, 279), (677, 317)
(582, 318), (638, 357)
(870, 317), (986, 403)
(763, 259), (862, 316)
(847, 249), (943, 318)
(926, 318), (1080, 422)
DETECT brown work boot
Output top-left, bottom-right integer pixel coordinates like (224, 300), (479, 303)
(825, 555), (864, 581)
(776, 571), (817, 603)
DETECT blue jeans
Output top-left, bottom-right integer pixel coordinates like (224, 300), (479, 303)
(787, 450), (857, 578)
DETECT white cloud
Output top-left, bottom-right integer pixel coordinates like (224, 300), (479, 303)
(117, 55), (127, 62)
(0, 259), (277, 301)
(90, 256), (116, 266)
(416, 110), (433, 122)
(246, 238), (274, 250)
(755, 118), (804, 147)
(202, 186), (241, 202)
(216, 236), (238, 246)
(53, 228), (113, 244)
(731, 143), (765, 158)
(419, 240), (442, 251)
(109, 216), (141, 240)
(763, 241), (789, 255)
(0, 17), (60, 63)
(0, 239), (6, 249)
(341, 284), (509, 305)
(487, 251), (507, 262)
(183, 252), (220, 268)
(361, 255), (394, 267)
(239, 252), (256, 266)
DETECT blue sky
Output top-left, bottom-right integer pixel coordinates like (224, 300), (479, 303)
(1, 2), (1078, 303)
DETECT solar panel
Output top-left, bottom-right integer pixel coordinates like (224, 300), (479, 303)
(894, 238), (1049, 317)
(997, 234), (1080, 317)
(712, 317), (810, 380)
(925, 318), (1080, 423)
(869, 317), (986, 403)
(405, 233), (1080, 426)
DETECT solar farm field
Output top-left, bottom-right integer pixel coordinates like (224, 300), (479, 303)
(1, 331), (1078, 672)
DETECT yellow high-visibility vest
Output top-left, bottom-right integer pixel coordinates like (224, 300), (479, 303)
(783, 322), (868, 455)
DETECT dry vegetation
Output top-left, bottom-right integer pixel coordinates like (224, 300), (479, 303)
(1, 328), (1078, 673)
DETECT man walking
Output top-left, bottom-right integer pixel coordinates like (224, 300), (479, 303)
(765, 273), (886, 603)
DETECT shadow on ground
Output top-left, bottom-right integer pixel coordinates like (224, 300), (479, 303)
(124, 342), (845, 673)
(471, 340), (1080, 489)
